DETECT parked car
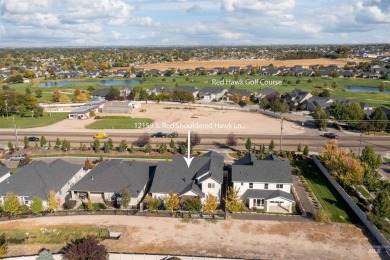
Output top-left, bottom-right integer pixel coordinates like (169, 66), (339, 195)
(323, 133), (339, 139)
(93, 132), (109, 139)
(168, 132), (179, 138)
(10, 154), (26, 161)
(28, 136), (40, 142)
(151, 132), (167, 138)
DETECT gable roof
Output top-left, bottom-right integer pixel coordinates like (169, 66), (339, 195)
(198, 87), (227, 96)
(150, 154), (224, 197)
(175, 86), (199, 93)
(228, 89), (253, 96)
(92, 88), (110, 97)
(242, 189), (294, 201)
(234, 153), (259, 165)
(148, 85), (172, 93)
(232, 160), (292, 184)
(257, 88), (280, 95)
(0, 159), (82, 199)
(70, 160), (156, 197)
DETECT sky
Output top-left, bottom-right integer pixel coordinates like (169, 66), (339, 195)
(0, 0), (389, 47)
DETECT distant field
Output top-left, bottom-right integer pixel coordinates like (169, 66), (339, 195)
(113, 58), (351, 70)
(86, 117), (153, 129)
(0, 112), (68, 128)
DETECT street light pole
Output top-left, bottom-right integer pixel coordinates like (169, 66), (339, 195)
(280, 115), (284, 153)
(14, 123), (19, 150)
(5, 100), (8, 119)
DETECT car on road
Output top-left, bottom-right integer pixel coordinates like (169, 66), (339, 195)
(10, 154), (26, 161)
(323, 133), (339, 139)
(28, 136), (40, 142)
(151, 132), (167, 138)
(93, 132), (109, 139)
(168, 132), (179, 138)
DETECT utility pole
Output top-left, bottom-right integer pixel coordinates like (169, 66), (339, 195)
(280, 116), (284, 153)
(5, 100), (8, 119)
(14, 123), (19, 150)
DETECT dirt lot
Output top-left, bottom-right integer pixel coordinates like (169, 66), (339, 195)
(0, 215), (378, 260)
(113, 58), (350, 71)
(29, 103), (304, 135)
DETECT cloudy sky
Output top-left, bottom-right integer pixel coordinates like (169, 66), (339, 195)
(0, 0), (389, 47)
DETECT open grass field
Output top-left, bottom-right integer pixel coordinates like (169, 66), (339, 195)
(113, 58), (352, 70)
(0, 112), (68, 128)
(292, 160), (357, 223)
(86, 117), (153, 129)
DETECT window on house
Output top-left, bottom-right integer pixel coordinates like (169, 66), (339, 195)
(249, 183), (253, 189)
(264, 183), (269, 189)
(253, 199), (264, 207)
(276, 184), (283, 189)
(208, 183), (215, 189)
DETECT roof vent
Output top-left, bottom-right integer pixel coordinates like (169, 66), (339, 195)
(91, 175), (94, 181)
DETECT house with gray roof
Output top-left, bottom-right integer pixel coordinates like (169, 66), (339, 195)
(91, 88), (110, 100)
(69, 160), (156, 207)
(147, 85), (172, 95)
(231, 153), (295, 213)
(198, 87), (227, 101)
(0, 165), (10, 184)
(175, 86), (199, 98)
(224, 88), (254, 102)
(256, 88), (281, 100)
(149, 152), (224, 203)
(0, 159), (85, 207)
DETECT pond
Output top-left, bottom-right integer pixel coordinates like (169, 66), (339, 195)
(37, 79), (142, 87)
(342, 85), (390, 94)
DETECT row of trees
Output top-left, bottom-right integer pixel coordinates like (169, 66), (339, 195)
(145, 192), (219, 213)
(0, 90), (41, 117)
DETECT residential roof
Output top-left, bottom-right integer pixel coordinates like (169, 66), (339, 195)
(234, 153), (259, 165)
(198, 87), (227, 96)
(0, 159), (83, 199)
(257, 88), (280, 95)
(242, 189), (295, 202)
(70, 160), (156, 198)
(228, 89), (253, 96)
(91, 88), (110, 97)
(150, 154), (224, 197)
(175, 86), (199, 93)
(232, 160), (292, 184)
(0, 166), (10, 179)
(148, 85), (172, 93)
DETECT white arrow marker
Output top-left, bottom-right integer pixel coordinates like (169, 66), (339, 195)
(183, 130), (194, 168)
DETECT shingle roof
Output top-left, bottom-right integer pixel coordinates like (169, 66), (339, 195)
(0, 159), (83, 199)
(228, 89), (253, 96)
(234, 153), (258, 165)
(0, 166), (10, 179)
(232, 160), (292, 184)
(92, 88), (110, 97)
(242, 189), (294, 201)
(175, 86), (198, 93)
(70, 160), (156, 197)
(150, 154), (223, 197)
(198, 87), (226, 96)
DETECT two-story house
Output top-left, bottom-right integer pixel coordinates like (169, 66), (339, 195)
(231, 153), (295, 213)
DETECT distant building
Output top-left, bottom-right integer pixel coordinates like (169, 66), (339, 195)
(102, 101), (133, 114)
(68, 100), (105, 119)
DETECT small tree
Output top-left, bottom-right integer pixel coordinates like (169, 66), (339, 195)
(93, 139), (100, 153)
(379, 82), (385, 92)
(190, 132), (201, 147)
(118, 140), (127, 152)
(3, 192), (20, 214)
(87, 198), (94, 211)
(144, 143), (152, 153)
(55, 137), (61, 149)
(268, 139), (275, 151)
(203, 193), (218, 212)
(40, 136), (47, 147)
(7, 140), (13, 151)
(303, 145), (309, 156)
(129, 144), (134, 153)
(47, 190), (60, 213)
(225, 187), (244, 213)
(314, 209), (330, 222)
(226, 132), (237, 146)
(165, 192), (180, 211)
(30, 197), (44, 214)
(61, 237), (109, 260)
(103, 142), (110, 153)
(48, 142), (52, 150)
(245, 138), (252, 151)
(169, 139), (175, 149)
(146, 195), (161, 210)
(373, 190), (390, 218)
(297, 143), (302, 152)
(23, 136), (29, 149)
(120, 189), (131, 209)
(0, 234), (7, 258)
(183, 197), (202, 212)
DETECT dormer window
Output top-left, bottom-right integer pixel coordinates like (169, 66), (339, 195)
(249, 183), (253, 189)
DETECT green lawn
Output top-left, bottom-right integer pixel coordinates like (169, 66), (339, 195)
(5, 75), (390, 107)
(78, 202), (108, 210)
(86, 117), (153, 129)
(356, 185), (370, 198)
(0, 112), (67, 128)
(292, 160), (357, 223)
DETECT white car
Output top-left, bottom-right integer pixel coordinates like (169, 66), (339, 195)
(10, 154), (26, 161)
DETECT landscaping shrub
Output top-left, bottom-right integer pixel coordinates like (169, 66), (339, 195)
(314, 209), (330, 223)
(63, 200), (77, 210)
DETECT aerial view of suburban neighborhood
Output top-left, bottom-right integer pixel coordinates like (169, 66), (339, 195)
(0, 0), (390, 260)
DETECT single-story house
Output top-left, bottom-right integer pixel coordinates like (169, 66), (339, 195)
(231, 153), (295, 213)
(175, 86), (199, 98)
(224, 89), (254, 102)
(102, 101), (133, 114)
(0, 159), (85, 207)
(256, 88), (281, 100)
(147, 85), (172, 95)
(0, 165), (10, 184)
(120, 87), (133, 98)
(149, 151), (224, 203)
(69, 160), (156, 207)
(91, 88), (110, 100)
(198, 87), (227, 101)
(68, 104), (99, 120)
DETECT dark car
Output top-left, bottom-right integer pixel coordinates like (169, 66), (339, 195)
(323, 133), (339, 139)
(151, 132), (167, 138)
(28, 136), (40, 142)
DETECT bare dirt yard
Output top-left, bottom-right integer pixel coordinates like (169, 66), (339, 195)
(115, 58), (350, 71)
(0, 215), (378, 260)
(29, 103), (304, 135)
